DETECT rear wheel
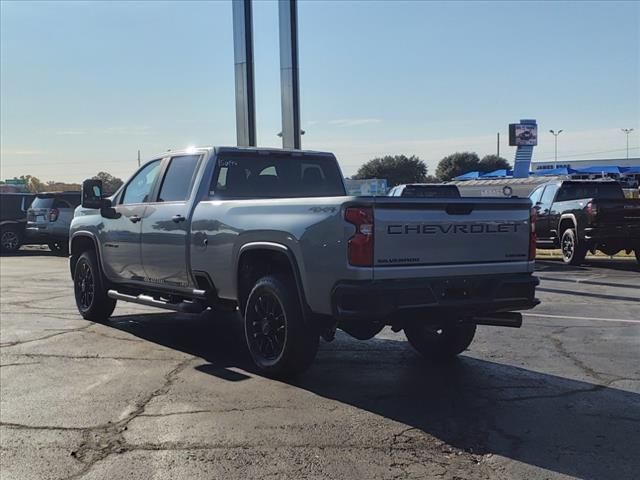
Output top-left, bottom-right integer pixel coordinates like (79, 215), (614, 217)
(1, 225), (22, 253)
(244, 275), (319, 377)
(404, 320), (476, 361)
(635, 249), (640, 266)
(561, 228), (587, 266)
(49, 241), (69, 256)
(73, 250), (116, 322)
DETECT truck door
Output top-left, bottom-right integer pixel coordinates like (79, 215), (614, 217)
(140, 154), (201, 288)
(100, 159), (162, 283)
(535, 185), (558, 242)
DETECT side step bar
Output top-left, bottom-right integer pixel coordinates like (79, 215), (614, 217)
(471, 312), (522, 328)
(107, 290), (206, 314)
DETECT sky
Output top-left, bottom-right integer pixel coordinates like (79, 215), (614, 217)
(1, 0), (639, 182)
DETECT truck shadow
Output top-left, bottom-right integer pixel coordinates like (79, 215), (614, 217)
(107, 311), (639, 480)
(536, 258), (639, 273)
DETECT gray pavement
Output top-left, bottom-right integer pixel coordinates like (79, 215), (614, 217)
(1, 252), (638, 480)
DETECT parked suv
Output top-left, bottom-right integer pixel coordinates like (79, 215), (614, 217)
(26, 192), (81, 255)
(0, 192), (34, 253)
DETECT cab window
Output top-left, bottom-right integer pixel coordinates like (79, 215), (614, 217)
(122, 160), (162, 205)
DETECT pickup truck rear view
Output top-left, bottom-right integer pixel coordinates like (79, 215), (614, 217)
(530, 180), (640, 265)
(70, 147), (539, 376)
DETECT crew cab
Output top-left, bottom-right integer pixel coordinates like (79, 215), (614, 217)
(70, 147), (539, 376)
(529, 180), (640, 265)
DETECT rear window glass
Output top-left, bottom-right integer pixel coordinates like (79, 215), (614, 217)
(555, 183), (623, 202)
(401, 185), (461, 198)
(31, 197), (54, 209)
(158, 155), (200, 202)
(211, 155), (345, 199)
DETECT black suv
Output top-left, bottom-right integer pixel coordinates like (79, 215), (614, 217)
(0, 192), (35, 253)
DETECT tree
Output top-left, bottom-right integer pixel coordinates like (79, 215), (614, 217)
(353, 155), (428, 187)
(479, 155), (511, 173)
(435, 152), (480, 181)
(93, 172), (124, 194)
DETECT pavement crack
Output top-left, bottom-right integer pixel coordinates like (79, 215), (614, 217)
(0, 324), (94, 348)
(60, 357), (193, 480)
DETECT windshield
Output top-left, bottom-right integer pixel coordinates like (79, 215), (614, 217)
(555, 183), (624, 202)
(211, 155), (345, 199)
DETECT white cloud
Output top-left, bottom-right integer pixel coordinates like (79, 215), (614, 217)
(1, 149), (46, 156)
(327, 118), (383, 127)
(56, 130), (86, 135)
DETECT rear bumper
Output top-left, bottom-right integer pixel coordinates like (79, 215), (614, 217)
(332, 273), (539, 322)
(584, 225), (640, 246)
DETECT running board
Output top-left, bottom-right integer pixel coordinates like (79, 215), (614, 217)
(471, 312), (522, 328)
(107, 290), (206, 314)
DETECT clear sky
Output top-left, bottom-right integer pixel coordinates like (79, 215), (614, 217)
(1, 0), (638, 182)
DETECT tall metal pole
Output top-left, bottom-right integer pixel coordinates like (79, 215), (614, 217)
(497, 132), (500, 158)
(233, 0), (257, 147)
(549, 129), (563, 169)
(279, 0), (301, 149)
(137, 149), (141, 167)
(622, 128), (634, 160)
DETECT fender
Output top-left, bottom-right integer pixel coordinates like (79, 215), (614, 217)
(236, 241), (310, 314)
(557, 213), (578, 233)
(69, 231), (104, 278)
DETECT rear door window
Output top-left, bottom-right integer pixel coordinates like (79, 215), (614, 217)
(157, 155), (201, 202)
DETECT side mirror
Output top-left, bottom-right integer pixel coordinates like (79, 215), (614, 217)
(82, 179), (110, 209)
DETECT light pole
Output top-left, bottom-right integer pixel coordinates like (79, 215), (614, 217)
(549, 129), (563, 169)
(621, 128), (634, 160)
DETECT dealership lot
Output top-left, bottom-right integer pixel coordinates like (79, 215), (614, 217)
(1, 253), (638, 480)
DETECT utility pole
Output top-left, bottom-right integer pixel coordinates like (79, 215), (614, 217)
(549, 129), (563, 169)
(497, 132), (500, 158)
(137, 149), (141, 167)
(622, 128), (634, 160)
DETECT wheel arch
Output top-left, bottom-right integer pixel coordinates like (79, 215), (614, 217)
(235, 242), (308, 317)
(69, 232), (101, 278)
(558, 214), (577, 236)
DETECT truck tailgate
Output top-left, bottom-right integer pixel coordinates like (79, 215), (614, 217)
(592, 198), (640, 226)
(372, 197), (532, 278)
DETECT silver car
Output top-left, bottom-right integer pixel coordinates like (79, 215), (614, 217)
(26, 192), (81, 254)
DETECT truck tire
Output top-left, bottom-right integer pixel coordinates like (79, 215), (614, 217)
(1, 225), (22, 253)
(244, 275), (319, 377)
(49, 241), (69, 256)
(404, 321), (476, 361)
(73, 250), (116, 322)
(561, 228), (587, 266)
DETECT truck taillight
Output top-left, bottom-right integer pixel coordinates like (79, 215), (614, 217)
(49, 208), (59, 222)
(529, 207), (537, 260)
(345, 207), (374, 267)
(586, 201), (598, 218)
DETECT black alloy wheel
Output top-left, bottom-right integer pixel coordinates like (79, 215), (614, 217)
(248, 292), (287, 361)
(75, 259), (95, 311)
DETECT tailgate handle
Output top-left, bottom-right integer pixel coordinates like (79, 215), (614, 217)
(445, 204), (474, 215)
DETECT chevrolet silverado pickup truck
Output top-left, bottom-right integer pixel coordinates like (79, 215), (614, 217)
(70, 147), (539, 375)
(529, 180), (640, 265)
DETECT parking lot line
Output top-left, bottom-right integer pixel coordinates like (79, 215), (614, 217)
(523, 312), (640, 324)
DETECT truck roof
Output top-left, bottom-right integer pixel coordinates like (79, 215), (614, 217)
(153, 146), (335, 158)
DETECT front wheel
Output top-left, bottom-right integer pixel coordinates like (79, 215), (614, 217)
(404, 320), (476, 361)
(561, 228), (587, 266)
(73, 250), (116, 322)
(244, 275), (319, 377)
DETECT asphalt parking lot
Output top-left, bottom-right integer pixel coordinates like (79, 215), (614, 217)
(1, 252), (638, 480)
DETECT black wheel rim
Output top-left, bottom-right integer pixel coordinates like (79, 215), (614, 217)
(75, 261), (95, 310)
(248, 293), (286, 361)
(2, 232), (18, 250)
(562, 233), (574, 260)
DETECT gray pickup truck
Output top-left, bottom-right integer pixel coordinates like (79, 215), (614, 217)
(70, 147), (539, 375)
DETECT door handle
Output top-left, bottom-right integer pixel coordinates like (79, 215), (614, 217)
(129, 215), (141, 223)
(172, 214), (186, 223)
